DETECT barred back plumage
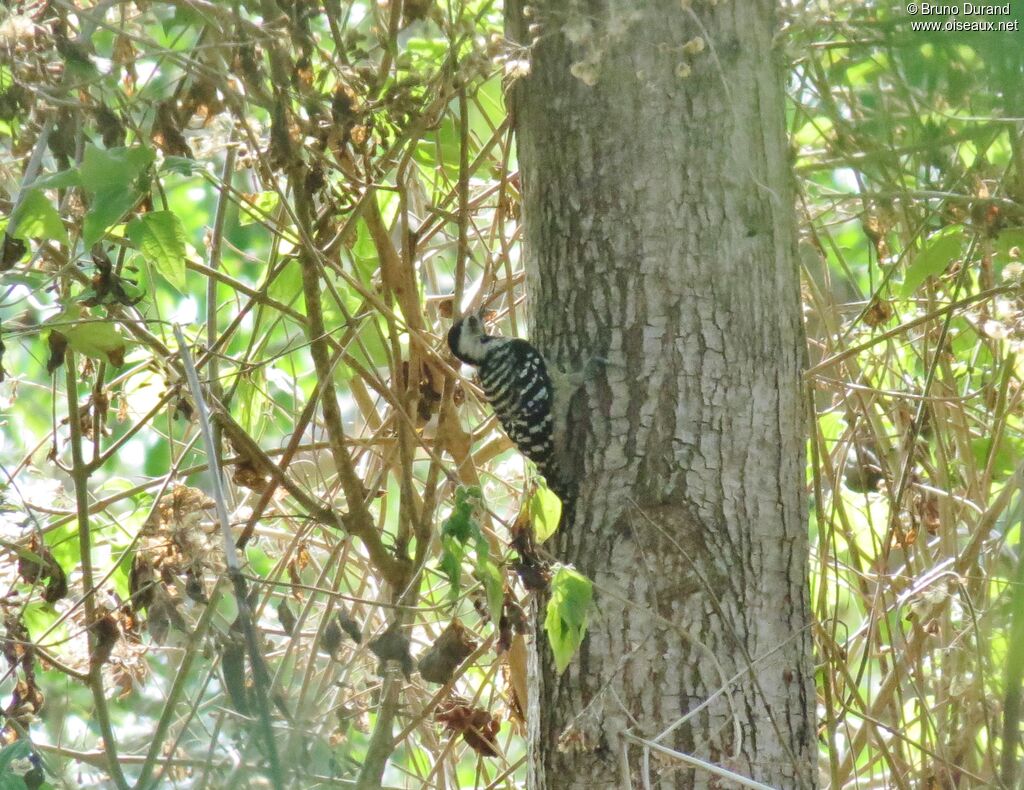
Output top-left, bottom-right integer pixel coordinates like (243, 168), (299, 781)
(447, 316), (561, 492)
(477, 339), (554, 468)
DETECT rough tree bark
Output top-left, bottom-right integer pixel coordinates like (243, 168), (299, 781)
(507, 1), (816, 787)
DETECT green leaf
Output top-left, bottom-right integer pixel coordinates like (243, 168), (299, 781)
(163, 4), (203, 33)
(239, 191), (280, 226)
(439, 534), (466, 597)
(0, 538), (47, 569)
(77, 146), (152, 245)
(441, 486), (481, 543)
(994, 228), (1024, 257)
(79, 144), (154, 195)
(83, 187), (140, 247)
(352, 218), (376, 261)
(246, 545), (274, 576)
(544, 566), (592, 674)
(0, 773), (28, 790)
(438, 486), (484, 601)
(531, 485), (562, 543)
(267, 259), (304, 306)
(46, 306), (127, 366)
(9, 189), (67, 244)
(475, 556), (504, 624)
(71, 146), (156, 245)
(0, 739), (31, 773)
(0, 739), (34, 790)
(127, 211), (187, 292)
(235, 371), (268, 435)
(971, 436), (1018, 480)
(347, 316), (390, 370)
(901, 225), (965, 296)
(30, 168), (83, 190)
(469, 75), (505, 142)
(161, 156), (203, 176)
(404, 37), (447, 59)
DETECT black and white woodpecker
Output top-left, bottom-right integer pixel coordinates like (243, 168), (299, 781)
(447, 311), (581, 499)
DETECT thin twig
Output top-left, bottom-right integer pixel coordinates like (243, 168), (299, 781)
(172, 324), (284, 787)
(64, 352), (130, 790)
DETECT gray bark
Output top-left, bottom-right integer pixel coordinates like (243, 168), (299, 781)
(507, 1), (817, 788)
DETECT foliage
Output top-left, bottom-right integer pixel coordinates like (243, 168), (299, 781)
(0, 0), (534, 787)
(529, 485), (561, 544)
(0, 0), (1021, 788)
(543, 567), (592, 675)
(791, 2), (1024, 787)
(438, 485), (504, 624)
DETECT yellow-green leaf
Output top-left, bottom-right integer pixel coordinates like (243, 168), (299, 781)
(531, 485), (562, 543)
(544, 566), (592, 674)
(238, 191), (280, 227)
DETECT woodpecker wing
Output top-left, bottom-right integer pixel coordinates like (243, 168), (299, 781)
(477, 339), (554, 465)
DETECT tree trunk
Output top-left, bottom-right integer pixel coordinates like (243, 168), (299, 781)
(507, 1), (817, 787)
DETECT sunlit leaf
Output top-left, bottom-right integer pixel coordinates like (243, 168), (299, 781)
(127, 211), (188, 293)
(45, 305), (127, 367)
(993, 228), (1024, 279)
(235, 371), (268, 435)
(531, 485), (562, 543)
(442, 486), (480, 543)
(9, 189), (67, 244)
(239, 191), (280, 226)
(439, 534), (465, 593)
(544, 566), (592, 674)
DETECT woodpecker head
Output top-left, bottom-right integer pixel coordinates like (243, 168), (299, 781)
(447, 312), (491, 366)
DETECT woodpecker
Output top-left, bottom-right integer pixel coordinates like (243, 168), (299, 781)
(448, 313), (570, 497)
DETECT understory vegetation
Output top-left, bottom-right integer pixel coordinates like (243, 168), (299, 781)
(0, 1), (1021, 787)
